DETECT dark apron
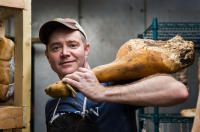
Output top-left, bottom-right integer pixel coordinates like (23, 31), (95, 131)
(47, 112), (98, 132)
(47, 97), (98, 132)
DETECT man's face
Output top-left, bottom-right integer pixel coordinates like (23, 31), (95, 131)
(45, 29), (90, 79)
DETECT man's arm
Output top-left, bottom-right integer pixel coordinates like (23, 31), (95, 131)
(62, 67), (188, 107)
(99, 74), (188, 106)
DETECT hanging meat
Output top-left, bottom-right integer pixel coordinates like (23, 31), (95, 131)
(0, 37), (14, 101)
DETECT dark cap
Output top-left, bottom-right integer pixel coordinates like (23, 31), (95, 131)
(39, 18), (87, 44)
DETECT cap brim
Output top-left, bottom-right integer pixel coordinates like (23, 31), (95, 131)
(39, 21), (76, 44)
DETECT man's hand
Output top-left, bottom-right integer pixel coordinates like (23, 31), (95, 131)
(62, 63), (105, 102)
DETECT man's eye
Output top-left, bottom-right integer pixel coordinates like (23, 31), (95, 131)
(52, 46), (60, 51)
(70, 44), (77, 48)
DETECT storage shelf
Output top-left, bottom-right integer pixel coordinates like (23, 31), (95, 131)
(138, 18), (197, 132)
(0, 106), (23, 129)
(138, 19), (200, 52)
(0, 0), (24, 9)
(139, 113), (194, 123)
(0, 0), (31, 132)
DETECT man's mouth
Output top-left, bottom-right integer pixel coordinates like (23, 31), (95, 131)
(59, 60), (75, 65)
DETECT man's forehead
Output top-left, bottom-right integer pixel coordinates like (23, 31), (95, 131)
(48, 29), (84, 43)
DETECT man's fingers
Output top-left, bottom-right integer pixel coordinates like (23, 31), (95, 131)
(78, 67), (88, 72)
(62, 73), (80, 82)
(63, 78), (80, 89)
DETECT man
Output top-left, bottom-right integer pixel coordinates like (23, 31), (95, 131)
(39, 18), (189, 132)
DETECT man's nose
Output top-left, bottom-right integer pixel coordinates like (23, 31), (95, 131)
(61, 46), (70, 56)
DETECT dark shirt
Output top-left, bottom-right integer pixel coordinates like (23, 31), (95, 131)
(45, 82), (138, 132)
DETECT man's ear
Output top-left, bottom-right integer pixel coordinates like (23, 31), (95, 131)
(84, 43), (90, 59)
(45, 48), (49, 60)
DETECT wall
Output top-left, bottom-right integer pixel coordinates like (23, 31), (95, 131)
(32, 0), (200, 132)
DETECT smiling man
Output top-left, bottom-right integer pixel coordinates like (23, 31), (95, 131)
(39, 18), (189, 132)
(45, 28), (89, 78)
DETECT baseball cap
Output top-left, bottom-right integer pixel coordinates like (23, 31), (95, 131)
(39, 18), (87, 44)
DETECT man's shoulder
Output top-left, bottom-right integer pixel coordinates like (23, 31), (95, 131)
(46, 97), (58, 104)
(45, 98), (58, 110)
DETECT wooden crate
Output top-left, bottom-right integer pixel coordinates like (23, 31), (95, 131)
(0, 0), (31, 132)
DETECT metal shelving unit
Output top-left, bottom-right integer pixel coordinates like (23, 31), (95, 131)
(139, 113), (193, 123)
(137, 18), (200, 132)
(138, 18), (200, 51)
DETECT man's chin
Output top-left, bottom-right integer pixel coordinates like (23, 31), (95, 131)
(61, 69), (77, 75)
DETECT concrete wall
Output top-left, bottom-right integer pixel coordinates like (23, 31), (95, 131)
(32, 0), (200, 132)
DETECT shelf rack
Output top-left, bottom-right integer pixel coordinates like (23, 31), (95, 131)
(138, 18), (200, 52)
(0, 0), (31, 132)
(137, 18), (199, 132)
(139, 113), (193, 123)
